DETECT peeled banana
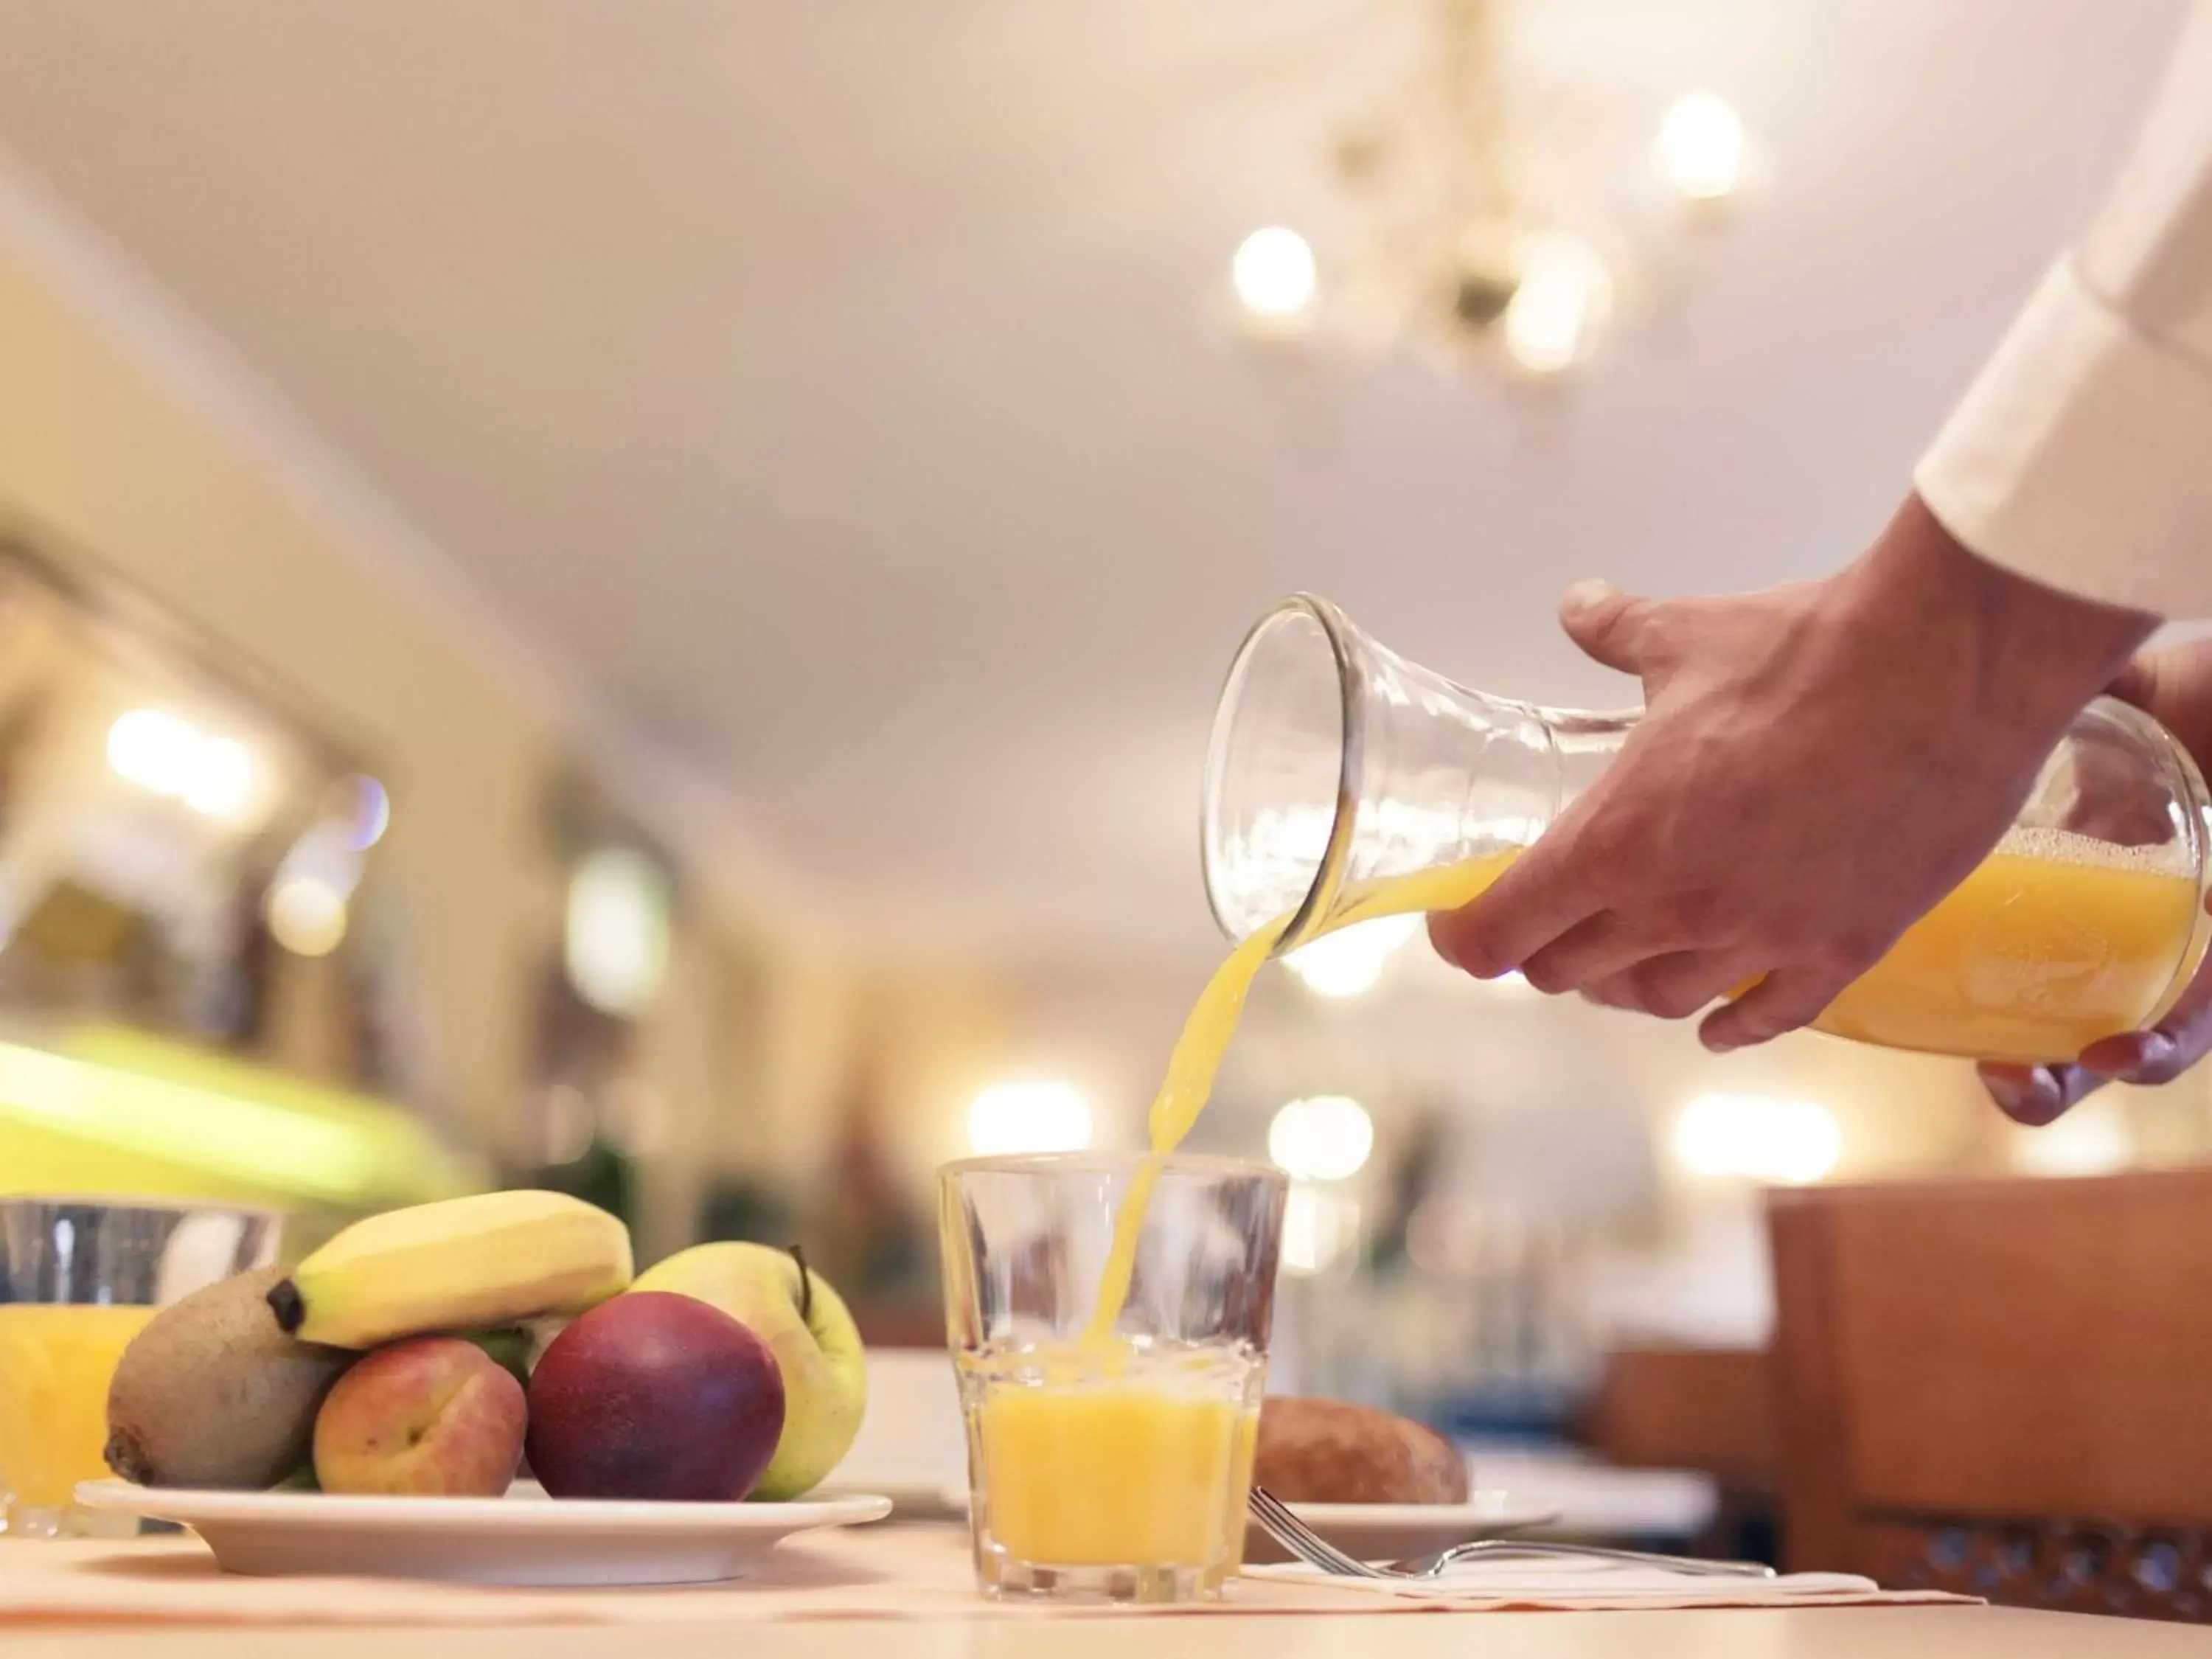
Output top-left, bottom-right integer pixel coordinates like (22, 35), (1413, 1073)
(268, 1191), (633, 1350)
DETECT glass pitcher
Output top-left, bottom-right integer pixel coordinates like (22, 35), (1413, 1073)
(1201, 593), (2212, 1064)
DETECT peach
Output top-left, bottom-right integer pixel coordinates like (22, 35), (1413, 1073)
(313, 1336), (526, 1497)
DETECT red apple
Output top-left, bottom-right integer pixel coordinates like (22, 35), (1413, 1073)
(525, 1290), (785, 1501)
(313, 1337), (526, 1497)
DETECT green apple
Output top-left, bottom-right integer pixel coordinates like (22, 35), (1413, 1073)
(629, 1242), (866, 1500)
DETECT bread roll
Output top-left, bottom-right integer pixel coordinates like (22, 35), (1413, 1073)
(1253, 1396), (1470, 1506)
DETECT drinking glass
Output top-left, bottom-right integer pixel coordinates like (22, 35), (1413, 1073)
(1203, 591), (2212, 1063)
(0, 1196), (283, 1537)
(939, 1153), (1287, 1604)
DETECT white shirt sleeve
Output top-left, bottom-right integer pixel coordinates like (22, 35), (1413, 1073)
(1914, 1), (2212, 617)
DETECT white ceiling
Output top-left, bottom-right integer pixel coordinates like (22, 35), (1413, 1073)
(0, 0), (2190, 971)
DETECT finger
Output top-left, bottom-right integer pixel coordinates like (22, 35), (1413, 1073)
(1976, 955), (2212, 1124)
(1559, 581), (1667, 678)
(1698, 968), (1846, 1053)
(1518, 913), (1641, 995)
(2074, 1029), (2175, 1080)
(2081, 1030), (2198, 1088)
(2076, 956), (2212, 1085)
(2105, 653), (2160, 709)
(1582, 950), (1748, 1020)
(1978, 1062), (2104, 1127)
(1427, 835), (1603, 981)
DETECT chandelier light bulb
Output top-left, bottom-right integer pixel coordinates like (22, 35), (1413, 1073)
(1652, 91), (1747, 202)
(1500, 232), (1612, 374)
(1232, 227), (1318, 322)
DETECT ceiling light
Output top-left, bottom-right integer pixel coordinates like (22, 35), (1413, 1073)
(107, 709), (199, 797)
(967, 1081), (1093, 1157)
(348, 775), (392, 850)
(1268, 1094), (1375, 1182)
(183, 737), (253, 818)
(1284, 914), (1421, 998)
(1652, 91), (1747, 202)
(565, 847), (672, 1018)
(1233, 227), (1318, 322)
(108, 709), (258, 820)
(1500, 232), (1612, 373)
(1673, 1093), (1840, 1185)
(265, 876), (349, 958)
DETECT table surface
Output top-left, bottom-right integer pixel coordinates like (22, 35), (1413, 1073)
(6, 1605), (2208, 1659)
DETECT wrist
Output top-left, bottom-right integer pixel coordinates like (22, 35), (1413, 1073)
(1837, 493), (2157, 748)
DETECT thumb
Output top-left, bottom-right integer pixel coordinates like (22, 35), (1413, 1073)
(1559, 580), (1663, 678)
(2107, 654), (2159, 711)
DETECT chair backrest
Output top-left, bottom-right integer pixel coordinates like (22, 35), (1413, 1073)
(1766, 1169), (2212, 1623)
(1586, 1343), (1775, 1492)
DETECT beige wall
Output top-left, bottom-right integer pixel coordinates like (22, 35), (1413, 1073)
(0, 237), (566, 1151)
(0, 234), (1015, 1233)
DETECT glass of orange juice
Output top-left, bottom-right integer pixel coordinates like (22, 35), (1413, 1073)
(939, 1154), (1287, 1604)
(0, 1197), (283, 1537)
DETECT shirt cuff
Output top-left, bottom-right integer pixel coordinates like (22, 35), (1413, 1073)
(1914, 255), (2212, 619)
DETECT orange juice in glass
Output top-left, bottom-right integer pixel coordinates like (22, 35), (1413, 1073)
(0, 1304), (155, 1520)
(939, 1155), (1284, 1603)
(0, 1198), (282, 1537)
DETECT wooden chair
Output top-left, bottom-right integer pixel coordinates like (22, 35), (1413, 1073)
(1767, 1169), (2212, 1622)
(1584, 1343), (1778, 1562)
(1587, 1343), (1775, 1492)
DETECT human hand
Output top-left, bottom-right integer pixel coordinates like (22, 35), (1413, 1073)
(1979, 639), (2212, 1124)
(1427, 495), (2159, 1051)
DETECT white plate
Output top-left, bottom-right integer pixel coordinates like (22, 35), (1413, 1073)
(1242, 1492), (1563, 1565)
(833, 1478), (964, 1519)
(74, 1478), (893, 1587)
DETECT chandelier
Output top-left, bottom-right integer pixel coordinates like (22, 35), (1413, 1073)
(1225, 0), (1753, 378)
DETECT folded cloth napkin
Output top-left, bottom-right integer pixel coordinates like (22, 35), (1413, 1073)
(1243, 1553), (1971, 1611)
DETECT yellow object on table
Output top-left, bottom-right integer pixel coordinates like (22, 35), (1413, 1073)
(0, 1023), (485, 1211)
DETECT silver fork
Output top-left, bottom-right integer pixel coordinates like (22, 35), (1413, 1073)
(1246, 1486), (1775, 1581)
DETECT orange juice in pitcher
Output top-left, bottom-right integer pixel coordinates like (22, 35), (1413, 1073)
(1195, 594), (2212, 1070)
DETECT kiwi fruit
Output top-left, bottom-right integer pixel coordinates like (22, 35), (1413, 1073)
(105, 1267), (352, 1489)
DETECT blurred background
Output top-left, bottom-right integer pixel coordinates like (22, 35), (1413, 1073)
(0, 0), (2206, 1515)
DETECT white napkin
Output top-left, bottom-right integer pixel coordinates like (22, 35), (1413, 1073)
(1245, 1553), (1887, 1607)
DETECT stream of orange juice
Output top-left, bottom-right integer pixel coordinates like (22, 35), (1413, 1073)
(0, 1304), (153, 1519)
(977, 858), (1512, 1571)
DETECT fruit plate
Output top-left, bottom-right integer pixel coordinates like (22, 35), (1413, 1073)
(74, 1479), (894, 1587)
(1241, 1493), (1564, 1565)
